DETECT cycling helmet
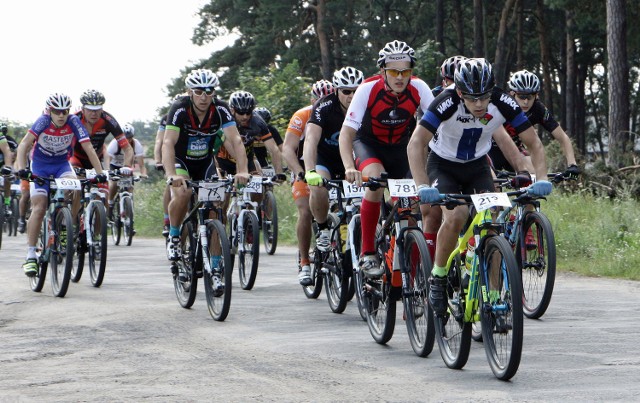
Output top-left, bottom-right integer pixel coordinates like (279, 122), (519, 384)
(332, 66), (364, 89)
(254, 107), (272, 123)
(185, 68), (219, 89)
(440, 55), (467, 80)
(229, 91), (256, 113)
(80, 89), (105, 110)
(377, 40), (416, 68)
(454, 58), (495, 95)
(508, 70), (541, 94)
(311, 79), (335, 99)
(46, 92), (72, 110)
(0, 123), (7, 134)
(123, 123), (135, 139)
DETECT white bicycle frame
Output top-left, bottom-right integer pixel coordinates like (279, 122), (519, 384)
(226, 182), (260, 254)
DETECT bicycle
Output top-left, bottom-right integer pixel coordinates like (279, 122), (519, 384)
(1, 174), (20, 239)
(70, 168), (108, 287)
(226, 176), (263, 290)
(429, 191), (523, 380)
(257, 166), (279, 255)
(109, 169), (141, 246)
(353, 174), (435, 357)
(28, 175), (76, 298)
(170, 177), (233, 321)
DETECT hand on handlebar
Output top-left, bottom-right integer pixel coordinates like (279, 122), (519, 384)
(304, 170), (323, 186)
(119, 166), (133, 176)
(417, 184), (443, 204)
(18, 168), (32, 180)
(528, 180), (552, 196)
(564, 164), (581, 179)
(344, 168), (361, 185)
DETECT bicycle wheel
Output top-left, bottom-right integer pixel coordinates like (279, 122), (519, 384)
(71, 213), (85, 283)
(30, 220), (48, 292)
(433, 254), (472, 369)
(238, 211), (260, 290)
(261, 189), (278, 255)
(110, 196), (121, 245)
(479, 235), (523, 381)
(402, 229), (435, 357)
(351, 215), (367, 321)
(204, 219), (233, 321)
(10, 197), (19, 236)
(122, 196), (134, 246)
(87, 201), (108, 287)
(324, 213), (349, 313)
(517, 211), (556, 319)
(50, 207), (74, 297)
(173, 221), (197, 308)
(0, 202), (4, 249)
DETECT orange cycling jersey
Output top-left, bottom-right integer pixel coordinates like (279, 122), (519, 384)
(285, 105), (313, 160)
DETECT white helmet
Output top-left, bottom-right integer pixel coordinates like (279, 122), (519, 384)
(185, 69), (219, 89)
(123, 123), (135, 139)
(508, 70), (541, 94)
(332, 67), (364, 88)
(46, 93), (72, 110)
(377, 40), (416, 67)
(311, 79), (335, 99)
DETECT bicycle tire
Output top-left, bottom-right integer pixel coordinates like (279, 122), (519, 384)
(122, 196), (134, 246)
(204, 219), (233, 321)
(402, 229), (435, 357)
(238, 211), (260, 290)
(324, 213), (349, 313)
(110, 196), (121, 246)
(173, 221), (197, 308)
(0, 202), (4, 249)
(350, 215), (367, 321)
(433, 254), (472, 369)
(262, 189), (278, 255)
(227, 212), (236, 271)
(303, 247), (323, 298)
(88, 201), (108, 287)
(30, 220), (48, 292)
(10, 197), (19, 236)
(71, 213), (85, 283)
(479, 235), (523, 381)
(471, 322), (483, 342)
(517, 211), (556, 319)
(50, 207), (74, 297)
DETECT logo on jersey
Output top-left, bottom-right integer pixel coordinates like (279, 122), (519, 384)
(456, 115), (472, 123)
(290, 116), (303, 131)
(479, 113), (493, 125)
(437, 98), (454, 115)
(499, 94), (518, 110)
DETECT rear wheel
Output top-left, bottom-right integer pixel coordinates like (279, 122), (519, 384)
(261, 189), (278, 255)
(88, 201), (108, 287)
(71, 213), (85, 283)
(173, 221), (197, 308)
(351, 216), (367, 321)
(517, 211), (556, 319)
(204, 219), (233, 321)
(30, 220), (48, 292)
(238, 211), (260, 290)
(122, 196), (134, 246)
(50, 207), (74, 297)
(110, 196), (121, 245)
(402, 229), (435, 357)
(8, 197), (19, 236)
(324, 214), (349, 313)
(480, 235), (523, 381)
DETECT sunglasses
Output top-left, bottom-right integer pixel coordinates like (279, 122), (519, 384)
(460, 92), (492, 101)
(515, 93), (536, 101)
(340, 89), (356, 96)
(51, 109), (70, 116)
(235, 110), (253, 116)
(192, 88), (215, 97)
(384, 68), (413, 78)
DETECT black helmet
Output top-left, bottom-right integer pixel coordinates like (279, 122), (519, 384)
(254, 107), (272, 123)
(454, 58), (495, 95)
(440, 55), (467, 80)
(0, 123), (7, 134)
(80, 89), (106, 109)
(229, 91), (256, 113)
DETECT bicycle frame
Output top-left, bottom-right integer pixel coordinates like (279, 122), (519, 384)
(226, 184), (259, 254)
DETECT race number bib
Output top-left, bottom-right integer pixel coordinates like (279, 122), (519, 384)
(244, 176), (263, 194)
(198, 181), (225, 202)
(328, 187), (339, 201)
(55, 178), (82, 190)
(470, 192), (511, 212)
(388, 179), (417, 197)
(342, 181), (364, 198)
(118, 177), (133, 188)
(261, 167), (275, 178)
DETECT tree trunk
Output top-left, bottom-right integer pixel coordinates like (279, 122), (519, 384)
(436, 0), (445, 55)
(516, 0), (523, 70)
(575, 62), (588, 157)
(565, 11), (576, 139)
(454, 0), (464, 54)
(313, 0), (332, 80)
(493, 0), (516, 87)
(535, 0), (553, 109)
(473, 0), (484, 57)
(606, 0), (630, 167)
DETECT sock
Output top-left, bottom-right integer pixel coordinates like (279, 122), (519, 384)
(424, 232), (437, 261)
(360, 199), (380, 255)
(27, 246), (37, 260)
(169, 225), (180, 238)
(431, 263), (447, 278)
(163, 214), (170, 225)
(210, 255), (221, 270)
(4, 196), (9, 206)
(317, 220), (328, 230)
(300, 258), (310, 267)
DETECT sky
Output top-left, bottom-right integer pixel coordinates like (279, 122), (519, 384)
(0, 0), (234, 126)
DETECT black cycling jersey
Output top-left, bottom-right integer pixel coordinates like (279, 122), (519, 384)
(217, 114), (271, 163)
(308, 92), (345, 163)
(0, 134), (17, 167)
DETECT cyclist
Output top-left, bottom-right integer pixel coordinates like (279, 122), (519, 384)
(155, 112), (171, 236)
(304, 66), (364, 252)
(432, 55), (467, 97)
(163, 68), (249, 262)
(489, 69), (579, 177)
(216, 91), (284, 177)
(282, 79), (335, 285)
(339, 40), (435, 278)
(253, 106), (284, 168)
(0, 123), (17, 214)
(105, 123), (148, 219)
(407, 58), (552, 315)
(15, 93), (106, 277)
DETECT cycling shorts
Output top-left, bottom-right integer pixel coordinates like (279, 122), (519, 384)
(316, 153), (345, 180)
(291, 179), (310, 200)
(254, 146), (269, 168)
(353, 138), (411, 179)
(427, 152), (495, 195)
(174, 157), (218, 181)
(69, 155), (94, 170)
(217, 157), (257, 176)
(30, 159), (76, 197)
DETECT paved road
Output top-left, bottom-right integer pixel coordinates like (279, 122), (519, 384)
(1, 234), (639, 402)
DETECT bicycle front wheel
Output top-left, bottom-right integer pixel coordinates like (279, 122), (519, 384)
(261, 189), (278, 255)
(71, 213), (85, 283)
(88, 201), (108, 287)
(324, 214), (349, 313)
(173, 221), (197, 308)
(402, 229), (435, 357)
(110, 196), (121, 245)
(204, 219), (233, 321)
(30, 220), (48, 292)
(238, 211), (260, 290)
(480, 235), (523, 381)
(122, 196), (134, 246)
(517, 211), (556, 319)
(50, 207), (74, 297)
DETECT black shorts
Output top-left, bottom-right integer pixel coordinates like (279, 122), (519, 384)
(427, 153), (495, 194)
(217, 157), (257, 176)
(316, 151), (345, 180)
(175, 157), (218, 181)
(353, 138), (411, 179)
(254, 146), (269, 168)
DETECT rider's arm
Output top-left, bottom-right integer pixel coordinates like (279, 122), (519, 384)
(493, 126), (532, 173)
(549, 126), (577, 167)
(222, 125), (249, 176)
(517, 126), (547, 179)
(121, 140), (134, 167)
(407, 124), (433, 187)
(16, 133), (35, 171)
(154, 127), (165, 166)
(302, 123), (322, 173)
(282, 132), (304, 178)
(81, 141), (105, 175)
(162, 128), (179, 177)
(338, 125), (357, 172)
(263, 138), (283, 174)
(0, 141), (13, 169)
(136, 154), (147, 176)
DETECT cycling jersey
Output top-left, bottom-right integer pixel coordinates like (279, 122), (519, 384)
(0, 134), (18, 166)
(343, 76), (434, 145)
(286, 105), (313, 160)
(106, 138), (144, 168)
(165, 96), (233, 164)
(420, 88), (532, 163)
(72, 110), (127, 164)
(217, 114), (271, 163)
(29, 114), (91, 163)
(307, 92), (346, 177)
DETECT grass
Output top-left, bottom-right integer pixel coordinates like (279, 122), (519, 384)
(135, 178), (640, 281)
